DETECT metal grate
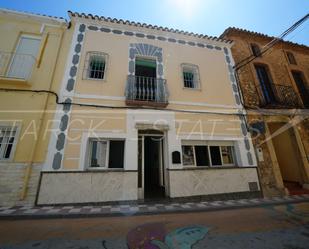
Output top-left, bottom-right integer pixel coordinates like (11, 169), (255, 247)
(181, 63), (200, 89)
(0, 126), (17, 160)
(83, 52), (107, 80)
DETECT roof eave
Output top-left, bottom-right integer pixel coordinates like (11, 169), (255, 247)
(68, 11), (233, 45)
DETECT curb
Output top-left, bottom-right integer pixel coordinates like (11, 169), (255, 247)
(0, 195), (308, 220)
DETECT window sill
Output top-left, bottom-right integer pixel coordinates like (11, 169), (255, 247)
(182, 87), (202, 91)
(83, 77), (106, 82)
(0, 159), (14, 163)
(85, 168), (137, 173)
(169, 165), (256, 171)
(0, 77), (30, 86)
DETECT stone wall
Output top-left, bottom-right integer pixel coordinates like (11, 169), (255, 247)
(168, 167), (260, 198)
(222, 30), (309, 197)
(37, 171), (138, 204)
(0, 163), (42, 206)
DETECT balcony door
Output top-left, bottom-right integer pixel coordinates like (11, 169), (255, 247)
(135, 58), (157, 101)
(255, 65), (276, 105)
(8, 36), (40, 79)
(291, 71), (309, 108)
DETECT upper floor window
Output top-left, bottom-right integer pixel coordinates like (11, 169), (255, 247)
(84, 52), (108, 80)
(0, 125), (18, 160)
(5, 35), (41, 80)
(88, 138), (125, 168)
(251, 44), (261, 57)
(286, 51), (297, 65)
(181, 63), (200, 89)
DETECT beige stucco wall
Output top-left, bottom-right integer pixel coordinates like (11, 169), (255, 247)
(168, 168), (260, 198)
(37, 171), (138, 204)
(74, 26), (236, 106)
(175, 112), (243, 137)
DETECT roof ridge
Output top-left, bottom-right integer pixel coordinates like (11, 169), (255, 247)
(221, 27), (309, 50)
(0, 7), (66, 22)
(68, 11), (232, 44)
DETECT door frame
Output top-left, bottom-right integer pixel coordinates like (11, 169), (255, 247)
(265, 119), (309, 192)
(138, 132), (167, 199)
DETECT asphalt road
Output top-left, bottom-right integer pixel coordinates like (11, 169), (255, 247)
(0, 202), (308, 249)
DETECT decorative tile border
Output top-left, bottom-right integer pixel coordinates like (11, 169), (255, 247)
(86, 24), (224, 51)
(1, 194), (308, 219)
(51, 24), (86, 170)
(223, 47), (254, 165)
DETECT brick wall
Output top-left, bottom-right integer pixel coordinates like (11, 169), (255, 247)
(0, 163), (42, 206)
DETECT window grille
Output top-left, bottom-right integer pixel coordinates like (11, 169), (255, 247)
(0, 126), (17, 160)
(83, 52), (108, 80)
(181, 63), (200, 89)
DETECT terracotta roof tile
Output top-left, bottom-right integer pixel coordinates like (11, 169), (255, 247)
(68, 11), (232, 44)
(220, 27), (309, 50)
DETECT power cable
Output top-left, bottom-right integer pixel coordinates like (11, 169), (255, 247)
(234, 13), (309, 71)
(0, 88), (245, 116)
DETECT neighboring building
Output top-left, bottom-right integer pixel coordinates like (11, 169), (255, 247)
(221, 28), (309, 197)
(36, 12), (260, 205)
(0, 9), (70, 206)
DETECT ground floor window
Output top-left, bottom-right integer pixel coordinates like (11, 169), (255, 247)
(181, 141), (235, 167)
(0, 126), (18, 160)
(88, 139), (125, 168)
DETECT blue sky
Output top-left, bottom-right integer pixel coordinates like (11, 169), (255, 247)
(1, 0), (308, 45)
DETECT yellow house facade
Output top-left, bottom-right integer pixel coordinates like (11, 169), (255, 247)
(0, 9), (71, 206)
(31, 11), (260, 204)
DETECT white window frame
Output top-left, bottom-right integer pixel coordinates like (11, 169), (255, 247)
(87, 138), (125, 169)
(181, 140), (236, 167)
(7, 34), (41, 80)
(181, 63), (201, 90)
(83, 51), (108, 81)
(0, 123), (21, 161)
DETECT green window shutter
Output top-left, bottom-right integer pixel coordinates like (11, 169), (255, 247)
(135, 58), (156, 68)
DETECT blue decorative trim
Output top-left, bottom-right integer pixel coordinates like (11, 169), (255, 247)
(52, 23), (86, 170)
(86, 25), (224, 51)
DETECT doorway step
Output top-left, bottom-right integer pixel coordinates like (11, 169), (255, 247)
(284, 181), (309, 195)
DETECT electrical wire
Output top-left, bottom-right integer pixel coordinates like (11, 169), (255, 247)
(234, 13), (309, 71)
(0, 88), (245, 116)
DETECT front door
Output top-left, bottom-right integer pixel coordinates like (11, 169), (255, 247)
(138, 132), (165, 199)
(144, 136), (165, 199)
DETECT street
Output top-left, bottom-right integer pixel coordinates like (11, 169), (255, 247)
(0, 202), (309, 249)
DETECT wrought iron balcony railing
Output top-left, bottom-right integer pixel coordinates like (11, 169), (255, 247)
(259, 83), (303, 108)
(125, 75), (168, 107)
(0, 51), (36, 80)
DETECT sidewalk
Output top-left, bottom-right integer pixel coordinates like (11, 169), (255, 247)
(1, 194), (309, 219)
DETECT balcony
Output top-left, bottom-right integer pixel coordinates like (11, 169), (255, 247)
(259, 83), (303, 109)
(0, 51), (36, 82)
(125, 75), (169, 107)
